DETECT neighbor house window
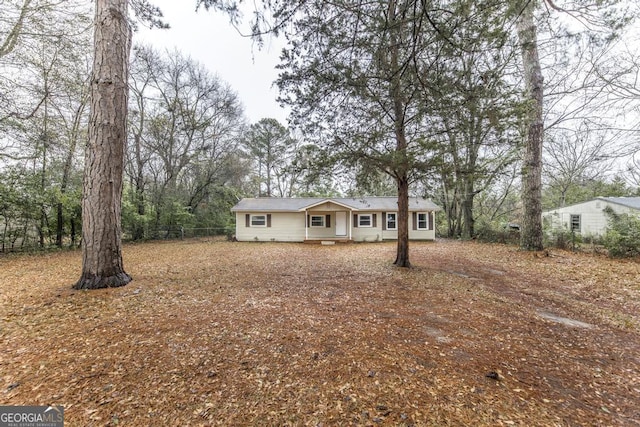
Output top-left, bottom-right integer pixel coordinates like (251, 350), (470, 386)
(251, 215), (267, 227)
(358, 214), (372, 227)
(570, 214), (581, 232)
(417, 213), (428, 230)
(310, 215), (325, 227)
(386, 213), (397, 230)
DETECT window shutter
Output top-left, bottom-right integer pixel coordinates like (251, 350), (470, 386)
(267, 214), (272, 227)
(245, 214), (250, 227)
(412, 212), (417, 230)
(372, 213), (377, 228)
(353, 214), (358, 228)
(307, 214), (310, 227)
(428, 212), (434, 230)
(382, 212), (386, 230)
(326, 214), (331, 228)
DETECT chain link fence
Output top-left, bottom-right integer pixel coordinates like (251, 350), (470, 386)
(1, 226), (235, 254)
(124, 226), (234, 241)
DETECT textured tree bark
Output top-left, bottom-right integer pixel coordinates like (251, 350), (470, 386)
(74, 0), (132, 289)
(517, 0), (544, 251)
(395, 175), (411, 267)
(387, 0), (410, 268)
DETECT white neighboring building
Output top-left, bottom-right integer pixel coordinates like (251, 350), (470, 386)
(543, 197), (640, 236)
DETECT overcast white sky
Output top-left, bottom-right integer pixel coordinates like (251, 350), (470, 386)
(134, 1), (287, 125)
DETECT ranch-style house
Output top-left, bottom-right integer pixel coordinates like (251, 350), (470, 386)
(231, 197), (441, 242)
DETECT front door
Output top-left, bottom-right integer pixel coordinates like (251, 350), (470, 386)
(335, 211), (347, 236)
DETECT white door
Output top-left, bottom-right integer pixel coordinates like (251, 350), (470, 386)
(335, 211), (347, 236)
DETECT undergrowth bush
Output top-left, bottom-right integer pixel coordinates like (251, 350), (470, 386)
(475, 222), (520, 245)
(603, 207), (640, 258)
(544, 229), (582, 251)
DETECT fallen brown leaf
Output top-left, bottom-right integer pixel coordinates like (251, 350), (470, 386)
(0, 239), (638, 426)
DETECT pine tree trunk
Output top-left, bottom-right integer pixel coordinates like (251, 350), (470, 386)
(394, 176), (411, 267)
(74, 0), (132, 289)
(517, 0), (544, 251)
(388, 0), (410, 268)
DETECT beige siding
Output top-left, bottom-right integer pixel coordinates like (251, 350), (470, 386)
(382, 229), (398, 240)
(306, 212), (336, 239)
(409, 228), (436, 240)
(235, 210), (437, 242)
(353, 211), (436, 242)
(352, 227), (382, 242)
(309, 201), (350, 211)
(235, 212), (306, 242)
(409, 211), (436, 240)
(351, 212), (380, 242)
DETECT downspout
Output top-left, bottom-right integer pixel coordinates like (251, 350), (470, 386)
(349, 210), (352, 240)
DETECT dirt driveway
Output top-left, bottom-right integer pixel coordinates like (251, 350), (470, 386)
(1, 239), (639, 426)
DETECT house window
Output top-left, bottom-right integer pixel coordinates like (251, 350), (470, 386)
(417, 213), (428, 230)
(358, 214), (372, 227)
(310, 215), (325, 227)
(251, 215), (267, 227)
(570, 214), (581, 232)
(386, 213), (397, 230)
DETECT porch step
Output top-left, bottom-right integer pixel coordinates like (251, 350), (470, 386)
(304, 239), (353, 244)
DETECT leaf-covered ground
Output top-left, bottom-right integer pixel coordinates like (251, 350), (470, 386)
(1, 239), (639, 426)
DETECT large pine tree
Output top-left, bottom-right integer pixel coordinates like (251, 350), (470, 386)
(74, 0), (132, 289)
(516, 0), (545, 251)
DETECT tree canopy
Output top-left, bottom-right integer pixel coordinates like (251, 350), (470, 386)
(1, 0), (639, 258)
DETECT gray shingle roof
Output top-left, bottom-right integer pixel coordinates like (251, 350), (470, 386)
(231, 197), (441, 212)
(598, 197), (640, 210)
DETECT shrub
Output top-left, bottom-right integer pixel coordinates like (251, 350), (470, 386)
(544, 229), (581, 251)
(603, 207), (640, 258)
(475, 221), (520, 245)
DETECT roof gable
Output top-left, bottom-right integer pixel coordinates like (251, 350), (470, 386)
(300, 199), (358, 211)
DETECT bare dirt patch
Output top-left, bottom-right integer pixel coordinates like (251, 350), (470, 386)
(1, 239), (639, 426)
